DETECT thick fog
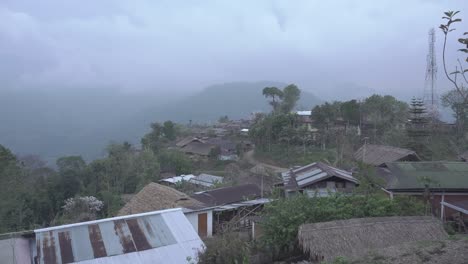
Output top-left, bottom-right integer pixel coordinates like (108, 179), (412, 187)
(1, 1), (468, 161)
(1, 0), (467, 98)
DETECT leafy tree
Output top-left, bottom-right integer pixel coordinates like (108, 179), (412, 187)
(439, 11), (468, 137)
(0, 145), (28, 232)
(262, 84), (301, 114)
(142, 121), (179, 153)
(281, 84), (301, 113)
(159, 150), (192, 175)
(439, 11), (468, 101)
(262, 86), (284, 112)
(311, 102), (341, 129)
(132, 149), (160, 190)
(340, 99), (360, 125)
(362, 94), (408, 132)
(141, 122), (164, 153)
(442, 89), (468, 133)
(163, 120), (177, 141)
(56, 156), (86, 173)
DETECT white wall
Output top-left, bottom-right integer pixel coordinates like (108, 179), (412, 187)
(0, 238), (32, 264)
(184, 210), (213, 237)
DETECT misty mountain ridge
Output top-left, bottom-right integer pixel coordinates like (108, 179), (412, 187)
(0, 82), (321, 163)
(137, 81), (322, 125)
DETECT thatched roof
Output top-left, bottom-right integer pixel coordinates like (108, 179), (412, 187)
(298, 216), (447, 262)
(175, 136), (205, 147)
(181, 141), (214, 156)
(354, 144), (420, 166)
(118, 183), (206, 216)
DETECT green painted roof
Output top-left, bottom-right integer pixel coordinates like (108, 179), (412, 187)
(383, 162), (468, 190)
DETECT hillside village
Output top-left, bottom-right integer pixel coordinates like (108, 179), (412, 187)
(2, 79), (468, 263)
(2, 7), (468, 264)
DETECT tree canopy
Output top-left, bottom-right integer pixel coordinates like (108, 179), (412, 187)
(262, 84), (301, 114)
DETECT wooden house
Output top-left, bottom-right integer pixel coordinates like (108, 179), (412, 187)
(118, 183), (214, 238)
(378, 161), (468, 221)
(280, 162), (358, 197)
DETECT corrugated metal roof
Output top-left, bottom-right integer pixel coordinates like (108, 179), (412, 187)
(191, 184), (261, 206)
(0, 237), (32, 264)
(282, 162), (357, 190)
(160, 174), (195, 184)
(213, 198), (272, 212)
(296, 111), (312, 116)
(35, 208), (204, 264)
(189, 174), (224, 187)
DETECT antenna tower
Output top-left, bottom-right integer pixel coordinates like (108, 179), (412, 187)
(423, 28), (439, 119)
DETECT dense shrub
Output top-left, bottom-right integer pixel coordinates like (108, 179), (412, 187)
(260, 194), (425, 252)
(197, 232), (250, 264)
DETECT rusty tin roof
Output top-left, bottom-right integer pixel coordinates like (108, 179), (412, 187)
(35, 208), (204, 264)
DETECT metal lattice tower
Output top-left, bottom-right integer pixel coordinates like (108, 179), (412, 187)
(423, 28), (439, 119)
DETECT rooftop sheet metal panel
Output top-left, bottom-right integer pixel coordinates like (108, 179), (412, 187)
(284, 162), (357, 188)
(213, 198), (272, 211)
(295, 169), (323, 182)
(36, 209), (202, 264)
(0, 238), (32, 264)
(297, 172), (328, 187)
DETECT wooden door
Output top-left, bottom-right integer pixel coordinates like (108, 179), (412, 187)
(198, 213), (208, 238)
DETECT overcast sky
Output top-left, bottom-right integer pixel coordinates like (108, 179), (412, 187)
(1, 0), (467, 99)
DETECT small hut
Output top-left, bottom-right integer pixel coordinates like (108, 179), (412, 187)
(118, 183), (214, 237)
(298, 216), (447, 262)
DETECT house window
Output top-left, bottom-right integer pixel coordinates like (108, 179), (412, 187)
(316, 182), (327, 188)
(335, 182), (345, 189)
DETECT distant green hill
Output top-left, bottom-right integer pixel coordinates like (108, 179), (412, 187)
(0, 82), (320, 163)
(138, 81), (321, 125)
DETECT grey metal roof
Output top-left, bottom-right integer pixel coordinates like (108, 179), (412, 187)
(0, 237), (33, 264)
(191, 184), (261, 206)
(354, 144), (420, 166)
(213, 198), (272, 212)
(189, 173), (224, 187)
(282, 162), (357, 190)
(35, 208), (204, 264)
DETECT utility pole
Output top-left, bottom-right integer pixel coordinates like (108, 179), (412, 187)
(261, 174), (264, 198)
(362, 137), (369, 162)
